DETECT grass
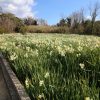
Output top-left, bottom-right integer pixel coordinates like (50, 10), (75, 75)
(0, 33), (100, 100)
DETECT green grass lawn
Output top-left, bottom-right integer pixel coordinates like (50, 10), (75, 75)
(0, 33), (100, 100)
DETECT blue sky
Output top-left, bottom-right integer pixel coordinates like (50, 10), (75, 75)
(35, 0), (98, 25)
(0, 0), (99, 25)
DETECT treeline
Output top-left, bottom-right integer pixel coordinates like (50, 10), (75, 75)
(0, 12), (67, 34)
(57, 2), (100, 36)
(0, 12), (48, 33)
(0, 1), (100, 36)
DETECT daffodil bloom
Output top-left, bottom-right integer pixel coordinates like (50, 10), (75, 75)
(38, 93), (44, 99)
(85, 97), (91, 100)
(25, 78), (29, 88)
(79, 63), (85, 69)
(44, 72), (50, 78)
(24, 53), (28, 58)
(26, 46), (31, 52)
(39, 80), (44, 86)
(10, 53), (18, 61)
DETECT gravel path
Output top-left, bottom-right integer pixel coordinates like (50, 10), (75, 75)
(0, 67), (11, 100)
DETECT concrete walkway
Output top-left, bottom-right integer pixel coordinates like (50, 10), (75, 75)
(0, 67), (11, 100)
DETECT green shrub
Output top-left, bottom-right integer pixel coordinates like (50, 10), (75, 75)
(19, 26), (27, 34)
(0, 27), (7, 34)
(25, 25), (68, 33)
(93, 22), (100, 36)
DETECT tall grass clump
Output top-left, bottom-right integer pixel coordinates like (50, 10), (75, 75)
(0, 34), (100, 100)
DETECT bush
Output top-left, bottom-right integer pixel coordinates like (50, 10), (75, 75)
(69, 24), (84, 35)
(0, 27), (7, 34)
(25, 25), (69, 33)
(93, 22), (100, 36)
(19, 26), (27, 34)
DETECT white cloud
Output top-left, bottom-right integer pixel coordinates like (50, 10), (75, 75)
(86, 15), (91, 20)
(0, 0), (36, 18)
(86, 15), (100, 21)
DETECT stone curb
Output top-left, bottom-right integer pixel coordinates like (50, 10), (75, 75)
(0, 53), (31, 100)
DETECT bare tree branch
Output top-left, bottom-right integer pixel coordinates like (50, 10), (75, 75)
(89, 1), (100, 34)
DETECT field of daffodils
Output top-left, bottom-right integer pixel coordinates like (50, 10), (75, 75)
(0, 34), (100, 100)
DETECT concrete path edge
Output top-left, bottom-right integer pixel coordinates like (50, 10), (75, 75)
(0, 53), (31, 100)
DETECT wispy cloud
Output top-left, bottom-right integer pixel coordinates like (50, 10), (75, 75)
(0, 0), (36, 18)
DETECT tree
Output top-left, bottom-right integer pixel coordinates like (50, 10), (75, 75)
(66, 17), (71, 27)
(0, 7), (2, 14)
(66, 9), (85, 34)
(93, 21), (100, 35)
(83, 19), (92, 34)
(37, 18), (48, 26)
(24, 17), (37, 25)
(0, 13), (24, 33)
(57, 18), (67, 26)
(70, 9), (85, 28)
(89, 1), (100, 34)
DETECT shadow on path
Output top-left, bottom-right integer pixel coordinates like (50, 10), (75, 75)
(0, 67), (11, 100)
